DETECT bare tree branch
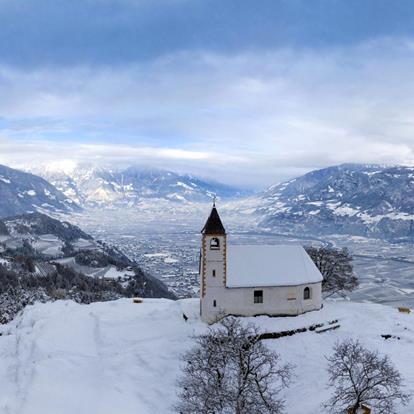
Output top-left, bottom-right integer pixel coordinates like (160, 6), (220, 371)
(175, 317), (293, 414)
(306, 246), (358, 297)
(324, 339), (410, 414)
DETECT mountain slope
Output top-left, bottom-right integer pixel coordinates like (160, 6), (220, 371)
(0, 212), (175, 322)
(257, 164), (414, 240)
(0, 164), (80, 218)
(2, 212), (91, 244)
(29, 163), (249, 206)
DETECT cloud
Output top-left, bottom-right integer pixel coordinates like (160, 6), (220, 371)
(1, 39), (414, 188)
(2, 0), (414, 66)
(0, 136), (249, 175)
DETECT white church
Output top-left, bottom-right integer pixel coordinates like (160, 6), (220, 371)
(199, 203), (323, 323)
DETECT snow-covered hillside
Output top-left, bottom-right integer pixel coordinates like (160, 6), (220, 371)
(0, 164), (80, 218)
(27, 162), (249, 207)
(0, 212), (94, 257)
(0, 212), (175, 317)
(256, 164), (414, 241)
(0, 298), (412, 413)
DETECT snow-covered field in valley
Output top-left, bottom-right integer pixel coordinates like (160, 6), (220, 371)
(0, 298), (413, 414)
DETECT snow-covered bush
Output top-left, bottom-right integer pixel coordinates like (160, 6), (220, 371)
(324, 338), (410, 413)
(175, 317), (292, 414)
(0, 287), (48, 324)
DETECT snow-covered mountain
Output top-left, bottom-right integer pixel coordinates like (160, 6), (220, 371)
(28, 163), (249, 207)
(256, 164), (414, 241)
(0, 164), (80, 218)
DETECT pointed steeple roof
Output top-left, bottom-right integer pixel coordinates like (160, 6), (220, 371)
(201, 201), (226, 235)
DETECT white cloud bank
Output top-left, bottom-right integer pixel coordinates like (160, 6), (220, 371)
(1, 39), (414, 187)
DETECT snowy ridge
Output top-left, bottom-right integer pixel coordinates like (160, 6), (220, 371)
(26, 162), (250, 207)
(0, 164), (80, 218)
(256, 164), (414, 241)
(0, 298), (412, 413)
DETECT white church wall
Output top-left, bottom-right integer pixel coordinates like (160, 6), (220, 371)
(201, 282), (322, 324)
(201, 286), (228, 322)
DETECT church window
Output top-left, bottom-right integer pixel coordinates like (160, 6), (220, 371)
(210, 237), (220, 250)
(304, 287), (311, 300)
(212, 269), (216, 277)
(254, 290), (263, 304)
(213, 300), (217, 307)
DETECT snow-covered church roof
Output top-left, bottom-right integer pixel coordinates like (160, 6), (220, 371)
(226, 245), (323, 288)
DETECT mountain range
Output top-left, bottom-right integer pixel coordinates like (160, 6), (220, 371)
(4, 162), (414, 241)
(27, 163), (249, 207)
(256, 164), (414, 241)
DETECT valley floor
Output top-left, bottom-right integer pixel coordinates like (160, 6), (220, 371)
(70, 207), (414, 306)
(0, 298), (413, 413)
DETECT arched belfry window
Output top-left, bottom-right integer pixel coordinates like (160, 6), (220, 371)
(210, 237), (220, 250)
(304, 287), (311, 300)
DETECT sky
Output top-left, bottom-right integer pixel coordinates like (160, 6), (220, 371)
(2, 0), (414, 188)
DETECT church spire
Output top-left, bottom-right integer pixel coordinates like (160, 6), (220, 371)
(201, 198), (226, 235)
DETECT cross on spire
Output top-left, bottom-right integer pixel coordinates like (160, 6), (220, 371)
(213, 195), (216, 206)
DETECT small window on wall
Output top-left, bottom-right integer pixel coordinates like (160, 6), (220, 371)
(212, 269), (216, 277)
(210, 237), (220, 250)
(304, 287), (311, 300)
(213, 300), (217, 307)
(254, 290), (263, 304)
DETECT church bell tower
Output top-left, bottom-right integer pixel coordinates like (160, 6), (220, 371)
(199, 199), (227, 323)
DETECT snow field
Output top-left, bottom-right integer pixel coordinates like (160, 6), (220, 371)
(0, 298), (412, 413)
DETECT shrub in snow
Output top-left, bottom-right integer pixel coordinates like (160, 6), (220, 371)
(306, 246), (358, 298)
(324, 338), (410, 414)
(175, 317), (292, 414)
(0, 287), (48, 324)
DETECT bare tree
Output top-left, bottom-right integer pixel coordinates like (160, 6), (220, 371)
(175, 317), (292, 414)
(325, 339), (410, 414)
(306, 246), (358, 297)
